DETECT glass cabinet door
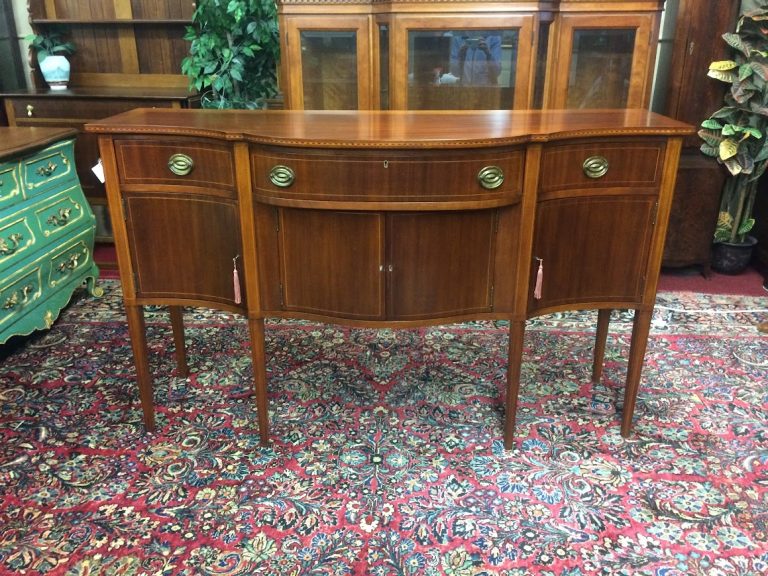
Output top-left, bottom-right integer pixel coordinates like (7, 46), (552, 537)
(545, 14), (657, 109)
(281, 16), (372, 110)
(388, 15), (536, 110)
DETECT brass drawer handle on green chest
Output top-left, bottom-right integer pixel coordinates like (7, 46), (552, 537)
(269, 165), (295, 188)
(0, 232), (24, 256)
(583, 155), (609, 178)
(36, 161), (58, 177)
(168, 153), (195, 176)
(47, 208), (72, 228)
(477, 166), (504, 190)
(3, 283), (34, 310)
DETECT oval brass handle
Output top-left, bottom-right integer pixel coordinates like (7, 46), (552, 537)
(26, 104), (34, 117)
(269, 165), (295, 188)
(168, 153), (195, 176)
(477, 165), (504, 190)
(583, 155), (609, 179)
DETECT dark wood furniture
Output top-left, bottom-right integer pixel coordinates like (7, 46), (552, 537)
(661, 0), (739, 271)
(87, 108), (691, 448)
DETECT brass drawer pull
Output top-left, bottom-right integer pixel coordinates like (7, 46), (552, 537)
(270, 165), (295, 188)
(3, 283), (34, 310)
(0, 232), (24, 256)
(36, 161), (58, 177)
(26, 104), (34, 117)
(47, 208), (72, 228)
(168, 153), (195, 176)
(477, 165), (504, 190)
(583, 155), (609, 178)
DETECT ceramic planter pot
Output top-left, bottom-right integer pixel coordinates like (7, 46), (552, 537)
(711, 235), (758, 275)
(39, 55), (70, 90)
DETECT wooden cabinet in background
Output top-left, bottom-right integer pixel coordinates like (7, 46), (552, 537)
(661, 0), (739, 271)
(2, 1), (198, 250)
(277, 0), (663, 112)
(543, 2), (661, 109)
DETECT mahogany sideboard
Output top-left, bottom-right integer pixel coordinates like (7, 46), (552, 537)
(86, 109), (692, 449)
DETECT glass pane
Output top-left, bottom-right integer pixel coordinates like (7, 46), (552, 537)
(566, 29), (636, 109)
(407, 29), (519, 110)
(300, 31), (358, 110)
(379, 24), (390, 110)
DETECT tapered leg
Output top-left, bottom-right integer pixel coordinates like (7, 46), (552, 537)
(168, 306), (188, 378)
(248, 317), (270, 445)
(621, 309), (652, 437)
(504, 320), (526, 449)
(592, 309), (611, 383)
(125, 304), (155, 431)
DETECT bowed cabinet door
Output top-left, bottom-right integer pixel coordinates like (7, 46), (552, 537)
(528, 138), (666, 313)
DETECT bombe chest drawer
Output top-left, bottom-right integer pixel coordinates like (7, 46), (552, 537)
(0, 128), (101, 344)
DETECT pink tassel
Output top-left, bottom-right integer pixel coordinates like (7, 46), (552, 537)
(533, 258), (543, 300)
(233, 257), (242, 304)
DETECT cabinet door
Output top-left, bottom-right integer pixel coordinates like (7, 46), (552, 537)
(125, 195), (244, 306)
(529, 196), (656, 312)
(388, 211), (496, 320)
(389, 14), (536, 110)
(545, 13), (658, 109)
(281, 16), (372, 110)
(278, 209), (385, 319)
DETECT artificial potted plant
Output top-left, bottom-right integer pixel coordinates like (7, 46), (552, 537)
(698, 2), (768, 274)
(181, 0), (280, 109)
(27, 28), (75, 90)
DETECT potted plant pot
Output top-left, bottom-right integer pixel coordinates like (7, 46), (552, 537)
(711, 235), (758, 274)
(39, 55), (70, 90)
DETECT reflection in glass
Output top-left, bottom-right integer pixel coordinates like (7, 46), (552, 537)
(379, 24), (389, 110)
(300, 31), (358, 110)
(567, 29), (635, 109)
(407, 29), (519, 110)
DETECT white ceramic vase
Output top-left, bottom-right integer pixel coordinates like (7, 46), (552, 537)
(39, 55), (71, 90)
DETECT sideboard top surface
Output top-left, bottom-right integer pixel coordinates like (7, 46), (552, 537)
(0, 127), (78, 161)
(86, 109), (693, 148)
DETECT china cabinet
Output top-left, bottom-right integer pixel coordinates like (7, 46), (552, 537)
(277, 0), (664, 111)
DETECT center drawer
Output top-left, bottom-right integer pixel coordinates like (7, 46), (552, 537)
(113, 138), (236, 198)
(251, 146), (524, 207)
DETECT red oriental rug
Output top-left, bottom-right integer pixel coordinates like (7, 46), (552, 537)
(0, 280), (766, 575)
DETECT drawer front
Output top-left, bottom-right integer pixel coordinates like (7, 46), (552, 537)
(114, 139), (236, 198)
(9, 98), (178, 122)
(21, 139), (77, 200)
(252, 147), (524, 205)
(539, 139), (666, 194)
(0, 214), (35, 271)
(35, 186), (92, 241)
(0, 163), (21, 211)
(0, 265), (43, 330)
(47, 239), (93, 289)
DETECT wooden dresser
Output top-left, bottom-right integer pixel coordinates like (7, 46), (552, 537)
(0, 127), (100, 345)
(87, 109), (691, 448)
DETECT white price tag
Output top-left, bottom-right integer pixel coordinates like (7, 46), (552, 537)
(91, 158), (105, 183)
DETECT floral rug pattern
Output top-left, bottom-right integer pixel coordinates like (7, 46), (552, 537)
(1, 280), (767, 575)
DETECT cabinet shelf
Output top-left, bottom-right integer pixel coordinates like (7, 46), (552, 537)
(31, 19), (191, 25)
